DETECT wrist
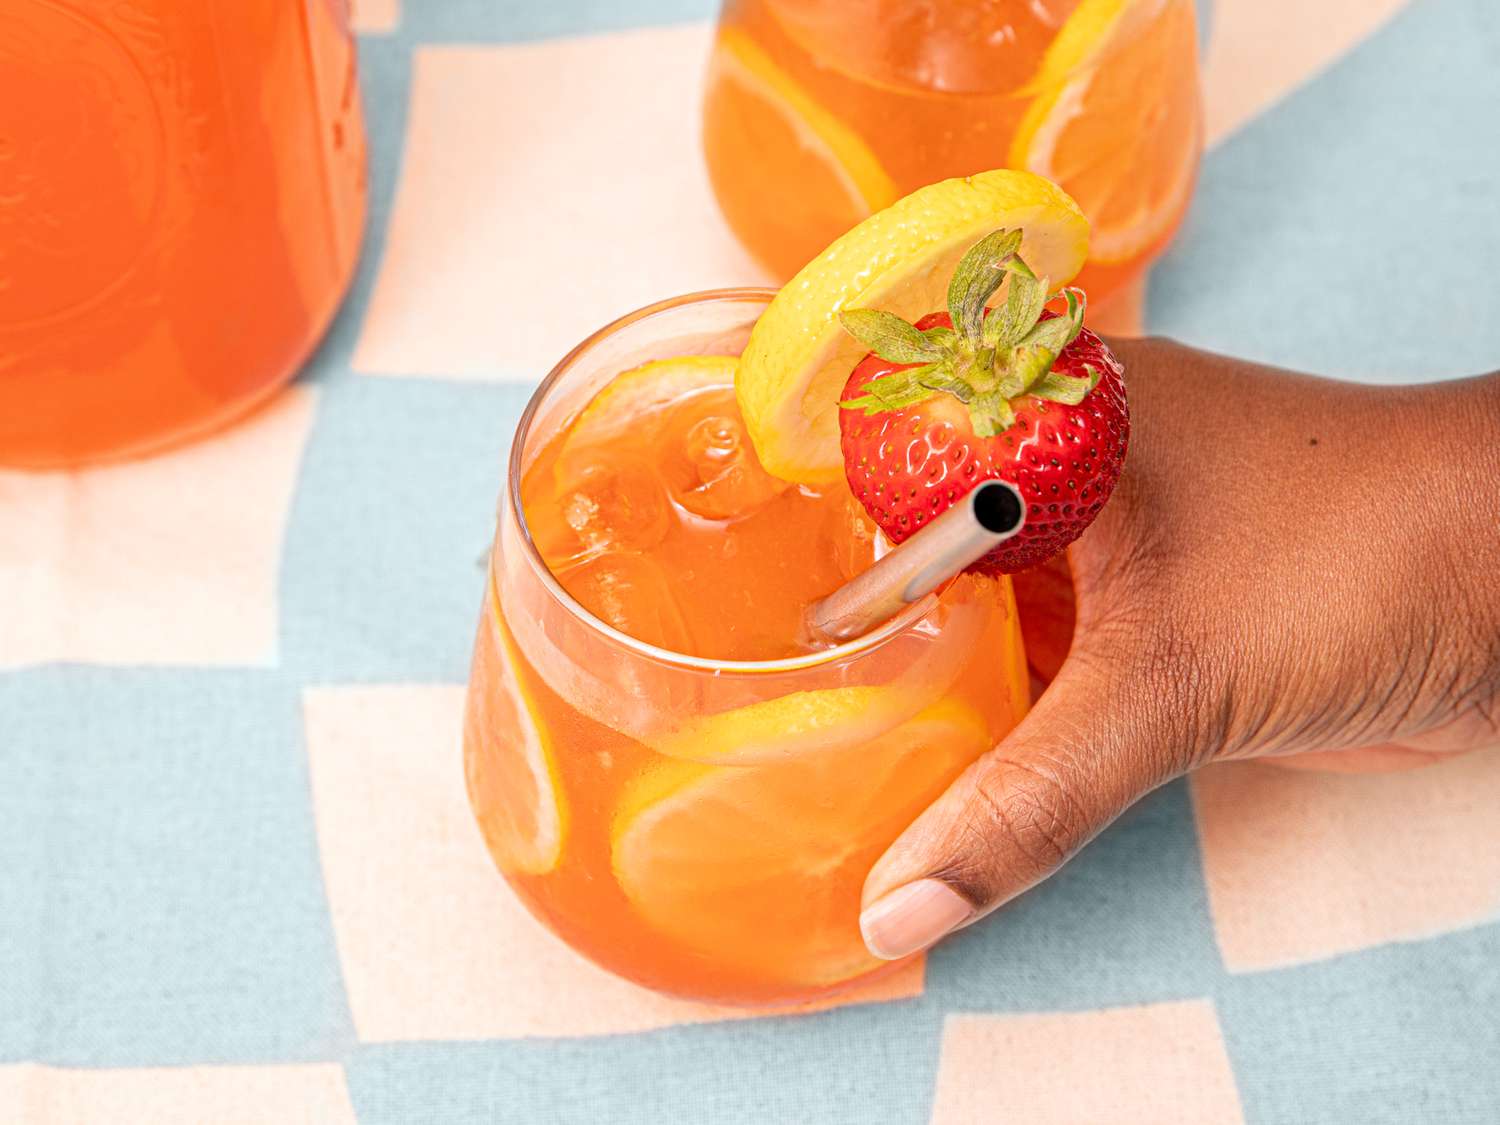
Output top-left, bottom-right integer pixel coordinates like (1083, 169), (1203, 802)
(1462, 372), (1500, 684)
(1408, 372), (1500, 718)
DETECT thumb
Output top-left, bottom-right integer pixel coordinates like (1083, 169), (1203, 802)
(858, 645), (1182, 960)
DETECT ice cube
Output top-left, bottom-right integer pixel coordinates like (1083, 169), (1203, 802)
(559, 551), (695, 654)
(553, 459), (671, 557)
(825, 492), (881, 582)
(666, 410), (789, 521)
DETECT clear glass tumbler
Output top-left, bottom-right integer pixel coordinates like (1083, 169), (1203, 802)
(702, 0), (1202, 327)
(464, 290), (1030, 1005)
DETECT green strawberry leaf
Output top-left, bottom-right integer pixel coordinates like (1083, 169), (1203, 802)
(946, 228), (1023, 344)
(838, 308), (946, 365)
(1012, 343), (1061, 394)
(993, 350), (1028, 400)
(922, 325), (958, 350)
(986, 266), (1049, 349)
(840, 363), (941, 414)
(917, 370), (975, 403)
(1059, 286), (1087, 344)
(967, 389), (1017, 438)
(1017, 315), (1075, 357)
(1030, 367), (1101, 405)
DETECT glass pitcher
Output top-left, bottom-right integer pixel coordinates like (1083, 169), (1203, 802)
(0, 1), (367, 466)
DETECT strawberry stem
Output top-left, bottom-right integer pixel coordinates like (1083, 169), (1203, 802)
(837, 230), (1095, 433)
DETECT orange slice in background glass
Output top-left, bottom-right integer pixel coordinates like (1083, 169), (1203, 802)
(703, 25), (900, 278)
(1010, 0), (1202, 267)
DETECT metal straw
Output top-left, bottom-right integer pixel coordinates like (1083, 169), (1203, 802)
(806, 480), (1026, 643)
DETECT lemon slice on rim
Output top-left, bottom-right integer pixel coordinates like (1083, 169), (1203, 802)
(463, 593), (566, 875)
(1010, 0), (1201, 264)
(613, 698), (991, 985)
(735, 169), (1090, 484)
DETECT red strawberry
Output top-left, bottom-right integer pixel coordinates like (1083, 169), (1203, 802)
(837, 228), (1128, 574)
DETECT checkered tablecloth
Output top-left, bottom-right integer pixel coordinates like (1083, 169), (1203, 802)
(3, 1), (1498, 1121)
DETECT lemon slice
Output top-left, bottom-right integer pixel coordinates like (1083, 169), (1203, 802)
(561, 356), (737, 458)
(649, 684), (923, 765)
(536, 355), (739, 563)
(613, 698), (991, 985)
(710, 26), (898, 229)
(735, 169), (1090, 484)
(463, 595), (566, 875)
(1010, 0), (1201, 264)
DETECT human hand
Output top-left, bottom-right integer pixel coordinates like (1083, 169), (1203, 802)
(858, 341), (1500, 960)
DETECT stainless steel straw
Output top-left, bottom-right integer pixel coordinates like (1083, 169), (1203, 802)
(806, 479), (1026, 643)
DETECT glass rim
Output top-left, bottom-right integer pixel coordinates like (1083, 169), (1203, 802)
(742, 0), (1191, 101)
(505, 287), (946, 676)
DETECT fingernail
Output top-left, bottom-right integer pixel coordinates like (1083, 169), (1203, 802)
(859, 879), (974, 960)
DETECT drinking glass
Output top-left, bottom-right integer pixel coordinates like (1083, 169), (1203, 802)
(464, 290), (1030, 1005)
(702, 0), (1202, 326)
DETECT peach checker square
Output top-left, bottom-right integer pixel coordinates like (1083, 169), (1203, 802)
(351, 23), (774, 383)
(927, 1000), (1246, 1125)
(300, 683), (924, 1043)
(0, 388), (316, 670)
(0, 1063), (356, 1125)
(351, 0), (400, 35)
(1191, 753), (1500, 974)
(345, 0), (1424, 380)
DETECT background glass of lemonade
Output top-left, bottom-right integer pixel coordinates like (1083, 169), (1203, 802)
(702, 0), (1202, 325)
(464, 290), (1030, 1006)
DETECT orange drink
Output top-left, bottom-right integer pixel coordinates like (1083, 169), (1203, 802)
(702, 0), (1202, 319)
(464, 290), (1029, 1005)
(0, 3), (366, 467)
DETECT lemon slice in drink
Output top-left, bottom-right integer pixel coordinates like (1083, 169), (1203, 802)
(463, 596), (566, 875)
(561, 356), (738, 457)
(735, 169), (1090, 484)
(613, 698), (991, 985)
(1010, 0), (1201, 264)
(650, 685), (923, 766)
(552, 353), (791, 532)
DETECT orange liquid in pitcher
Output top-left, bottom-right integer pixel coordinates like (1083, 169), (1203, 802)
(703, 0), (1202, 320)
(465, 359), (1028, 1005)
(0, 2), (366, 467)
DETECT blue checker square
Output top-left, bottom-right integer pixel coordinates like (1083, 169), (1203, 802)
(925, 780), (1224, 1014)
(278, 374), (528, 685)
(395, 0), (719, 45)
(1150, 0), (1500, 381)
(347, 1007), (944, 1125)
(1219, 926), (1500, 1124)
(0, 669), (352, 1067)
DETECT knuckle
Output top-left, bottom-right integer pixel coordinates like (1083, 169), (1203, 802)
(1146, 621), (1228, 768)
(1070, 613), (1221, 775)
(943, 756), (1084, 898)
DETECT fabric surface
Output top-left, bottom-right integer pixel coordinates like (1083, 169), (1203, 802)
(3, 1), (1499, 1121)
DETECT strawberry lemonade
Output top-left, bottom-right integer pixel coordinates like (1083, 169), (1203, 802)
(464, 171), (1124, 1005)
